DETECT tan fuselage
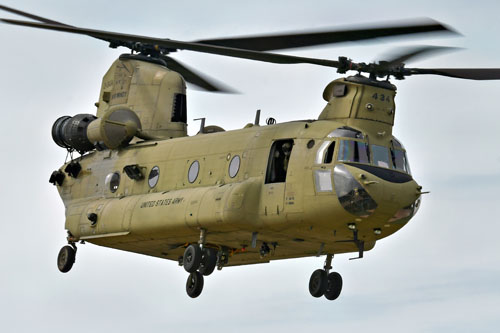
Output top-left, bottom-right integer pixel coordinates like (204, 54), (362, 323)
(59, 119), (419, 266)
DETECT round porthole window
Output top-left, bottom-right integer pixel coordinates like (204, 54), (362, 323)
(188, 160), (199, 183)
(148, 166), (160, 188)
(105, 172), (120, 193)
(228, 155), (240, 178)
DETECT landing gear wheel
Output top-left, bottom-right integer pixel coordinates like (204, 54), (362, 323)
(186, 271), (204, 298)
(199, 247), (217, 276)
(309, 269), (327, 297)
(183, 244), (202, 273)
(324, 272), (343, 300)
(57, 245), (75, 273)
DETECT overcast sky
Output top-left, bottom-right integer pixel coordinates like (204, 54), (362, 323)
(1, 0), (499, 332)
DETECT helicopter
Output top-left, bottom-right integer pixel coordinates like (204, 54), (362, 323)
(2, 4), (500, 301)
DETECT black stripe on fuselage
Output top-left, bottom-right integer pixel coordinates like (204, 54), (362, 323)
(344, 163), (413, 183)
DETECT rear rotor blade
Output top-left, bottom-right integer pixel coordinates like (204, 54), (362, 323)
(195, 19), (456, 51)
(0, 19), (340, 68)
(0, 5), (136, 50)
(161, 56), (236, 93)
(0, 4), (69, 26)
(409, 68), (500, 80)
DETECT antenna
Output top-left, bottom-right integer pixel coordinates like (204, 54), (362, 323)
(194, 118), (206, 134)
(254, 109), (261, 126)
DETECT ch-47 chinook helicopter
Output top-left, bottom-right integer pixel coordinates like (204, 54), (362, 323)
(3, 5), (500, 300)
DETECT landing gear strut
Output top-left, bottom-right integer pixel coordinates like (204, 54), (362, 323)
(308, 254), (343, 300)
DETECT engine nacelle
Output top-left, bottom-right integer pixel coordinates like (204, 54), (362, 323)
(51, 108), (142, 153)
(51, 114), (97, 153)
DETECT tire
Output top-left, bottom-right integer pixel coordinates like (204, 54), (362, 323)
(183, 244), (202, 273)
(186, 271), (204, 298)
(309, 269), (327, 297)
(199, 248), (217, 276)
(57, 245), (75, 273)
(324, 272), (343, 301)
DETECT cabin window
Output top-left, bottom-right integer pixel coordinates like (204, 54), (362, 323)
(105, 172), (120, 193)
(265, 139), (294, 184)
(188, 160), (200, 183)
(338, 140), (370, 164)
(172, 93), (187, 123)
(148, 166), (160, 188)
(228, 155), (240, 178)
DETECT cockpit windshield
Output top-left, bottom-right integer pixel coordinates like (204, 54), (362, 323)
(371, 145), (391, 168)
(337, 139), (411, 175)
(338, 140), (370, 164)
(391, 148), (411, 174)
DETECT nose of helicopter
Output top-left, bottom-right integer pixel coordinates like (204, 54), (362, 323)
(333, 163), (421, 223)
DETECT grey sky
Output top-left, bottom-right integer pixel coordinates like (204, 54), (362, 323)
(1, 0), (499, 332)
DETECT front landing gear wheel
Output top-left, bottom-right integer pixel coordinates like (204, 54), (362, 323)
(183, 244), (202, 273)
(186, 271), (204, 298)
(309, 269), (327, 297)
(57, 245), (75, 273)
(199, 247), (217, 276)
(324, 272), (343, 300)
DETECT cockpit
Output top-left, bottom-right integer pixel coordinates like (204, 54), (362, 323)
(316, 126), (411, 175)
(313, 126), (418, 220)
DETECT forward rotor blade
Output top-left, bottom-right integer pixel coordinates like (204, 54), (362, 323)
(383, 45), (460, 66)
(195, 19), (456, 51)
(409, 68), (500, 80)
(0, 19), (340, 68)
(161, 56), (236, 93)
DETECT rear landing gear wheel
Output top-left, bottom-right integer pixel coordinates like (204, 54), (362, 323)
(309, 269), (327, 297)
(199, 247), (217, 276)
(183, 244), (202, 273)
(324, 272), (343, 300)
(186, 271), (204, 298)
(57, 245), (75, 273)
